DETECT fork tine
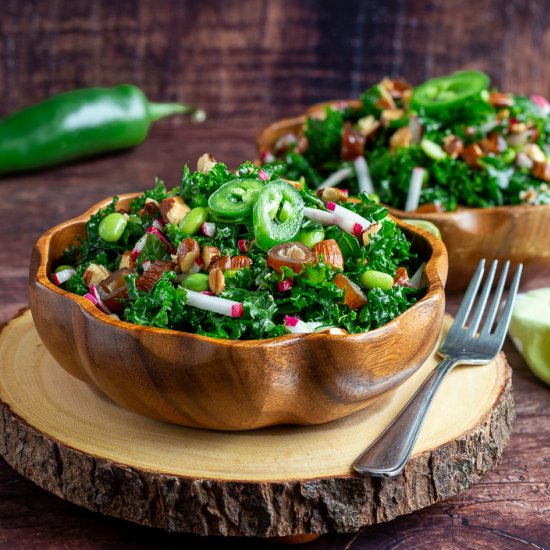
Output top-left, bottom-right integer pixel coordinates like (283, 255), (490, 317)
(491, 263), (523, 345)
(466, 260), (498, 336)
(480, 261), (510, 336)
(454, 259), (485, 327)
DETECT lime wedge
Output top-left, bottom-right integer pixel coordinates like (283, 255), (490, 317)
(402, 219), (442, 239)
(509, 288), (550, 386)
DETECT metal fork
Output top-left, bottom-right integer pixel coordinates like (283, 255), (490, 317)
(353, 259), (522, 477)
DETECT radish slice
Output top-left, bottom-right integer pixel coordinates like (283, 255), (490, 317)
(409, 262), (427, 289)
(141, 260), (152, 272)
(258, 169), (269, 181)
(238, 239), (249, 253)
(130, 234), (148, 262)
(408, 115), (423, 144)
(353, 156), (374, 195)
(516, 152), (534, 170)
(201, 221), (216, 237)
(87, 285), (111, 314)
(405, 167), (425, 212)
(187, 259), (203, 275)
(146, 226), (175, 253)
(284, 315), (313, 334)
(185, 289), (243, 317)
(260, 150), (275, 163)
(304, 206), (364, 236)
(83, 292), (98, 306)
(317, 166), (353, 189)
(325, 201), (371, 230)
(278, 278), (294, 292)
(52, 268), (76, 286)
(531, 95), (550, 116)
(152, 218), (165, 232)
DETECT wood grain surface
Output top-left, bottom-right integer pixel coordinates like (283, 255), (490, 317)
(0, 312), (514, 538)
(0, 0), (549, 547)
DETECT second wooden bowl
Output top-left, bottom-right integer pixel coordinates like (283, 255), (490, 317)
(28, 194), (447, 431)
(258, 101), (550, 292)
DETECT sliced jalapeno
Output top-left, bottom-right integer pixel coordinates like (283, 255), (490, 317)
(208, 179), (263, 221)
(253, 180), (304, 250)
(412, 71), (490, 113)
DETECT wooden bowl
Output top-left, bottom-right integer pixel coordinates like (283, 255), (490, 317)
(258, 100), (550, 292)
(28, 194), (447, 431)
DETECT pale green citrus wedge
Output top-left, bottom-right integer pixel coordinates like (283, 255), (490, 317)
(402, 219), (442, 239)
(509, 288), (550, 386)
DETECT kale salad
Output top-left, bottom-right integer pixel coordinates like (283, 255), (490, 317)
(52, 155), (426, 340)
(261, 70), (550, 212)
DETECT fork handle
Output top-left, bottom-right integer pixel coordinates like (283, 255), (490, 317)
(353, 358), (457, 477)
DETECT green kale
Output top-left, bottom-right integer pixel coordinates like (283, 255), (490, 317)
(304, 108), (344, 168)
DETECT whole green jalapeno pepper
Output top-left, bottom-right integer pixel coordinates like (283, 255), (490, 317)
(253, 180), (304, 250)
(0, 84), (205, 175)
(208, 179), (264, 221)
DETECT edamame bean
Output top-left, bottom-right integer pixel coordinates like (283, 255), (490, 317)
(179, 207), (208, 235)
(360, 269), (394, 291)
(298, 225), (324, 248)
(182, 273), (210, 291)
(98, 212), (127, 242)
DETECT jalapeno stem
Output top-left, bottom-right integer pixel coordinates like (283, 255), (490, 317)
(148, 102), (207, 123)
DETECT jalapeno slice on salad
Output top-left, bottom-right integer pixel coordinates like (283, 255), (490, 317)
(262, 71), (550, 212)
(208, 178), (263, 220)
(52, 158), (425, 340)
(411, 70), (489, 113)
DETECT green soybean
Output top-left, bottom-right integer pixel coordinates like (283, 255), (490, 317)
(298, 225), (325, 248)
(98, 212), (127, 242)
(360, 270), (394, 291)
(180, 207), (208, 235)
(182, 273), (210, 291)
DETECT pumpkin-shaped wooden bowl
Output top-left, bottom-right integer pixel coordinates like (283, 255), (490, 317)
(258, 100), (550, 292)
(28, 194), (447, 431)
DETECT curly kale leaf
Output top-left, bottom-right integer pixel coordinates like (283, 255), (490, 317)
(304, 108), (343, 168)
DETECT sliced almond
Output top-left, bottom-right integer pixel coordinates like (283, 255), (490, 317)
(313, 239), (344, 271)
(524, 143), (546, 163)
(160, 196), (191, 225)
(83, 263), (111, 287)
(119, 251), (134, 270)
(177, 238), (200, 274)
(381, 108), (405, 126)
(334, 274), (367, 310)
(208, 268), (225, 295)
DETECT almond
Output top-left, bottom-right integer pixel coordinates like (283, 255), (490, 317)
(357, 115), (380, 139)
(461, 143), (484, 169)
(381, 108), (405, 126)
(319, 327), (349, 335)
(230, 255), (253, 270)
(489, 92), (514, 108)
(197, 153), (217, 174)
(361, 223), (381, 246)
(443, 135), (464, 159)
(532, 161), (550, 182)
(159, 196), (191, 225)
(202, 246), (221, 270)
(389, 127), (412, 153)
(119, 250), (135, 270)
(208, 267), (225, 295)
(177, 238), (200, 274)
(333, 274), (367, 310)
(138, 197), (159, 217)
(318, 187), (348, 204)
(524, 143), (546, 163)
(210, 255), (232, 271)
(313, 239), (344, 271)
(83, 263), (111, 287)
(136, 260), (174, 291)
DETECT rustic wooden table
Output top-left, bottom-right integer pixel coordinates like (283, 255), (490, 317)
(0, 124), (548, 549)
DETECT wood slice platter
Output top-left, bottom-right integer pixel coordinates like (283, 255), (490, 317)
(0, 311), (514, 539)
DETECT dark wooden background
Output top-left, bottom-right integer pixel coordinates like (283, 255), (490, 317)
(0, 1), (549, 548)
